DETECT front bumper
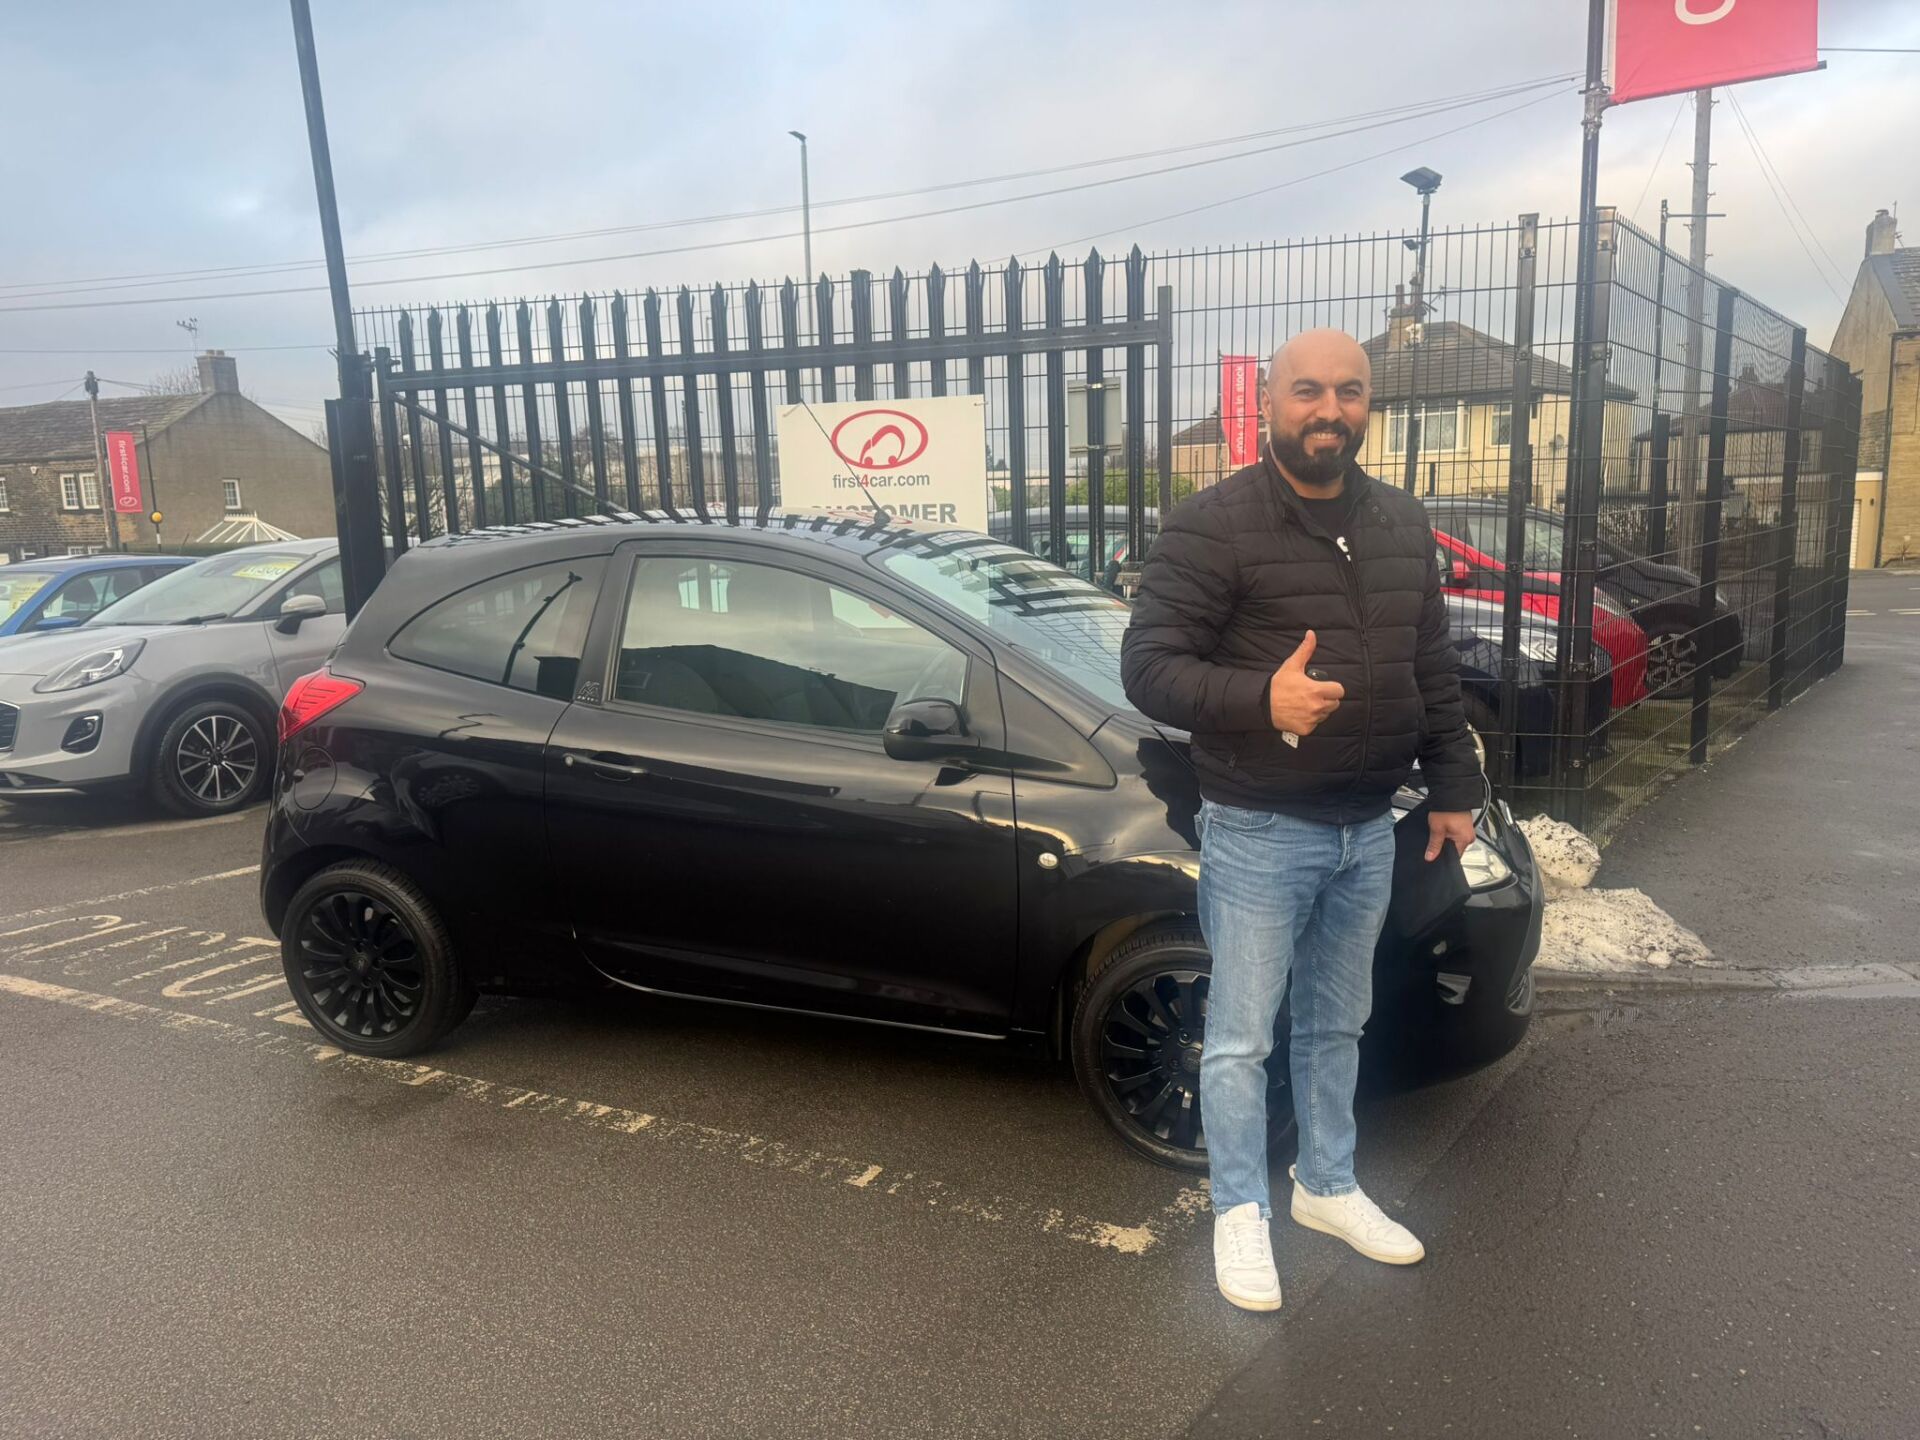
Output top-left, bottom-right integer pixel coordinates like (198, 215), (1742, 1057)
(1372, 798), (1542, 1032)
(0, 677), (146, 791)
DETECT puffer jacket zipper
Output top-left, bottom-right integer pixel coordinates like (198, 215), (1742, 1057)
(1294, 492), (1375, 803)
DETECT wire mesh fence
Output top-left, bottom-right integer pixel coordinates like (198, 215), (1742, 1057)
(344, 205), (1861, 836)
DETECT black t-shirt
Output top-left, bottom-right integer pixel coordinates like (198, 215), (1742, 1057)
(1298, 483), (1360, 557)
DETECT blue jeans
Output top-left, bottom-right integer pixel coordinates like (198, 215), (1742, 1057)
(1197, 801), (1396, 1215)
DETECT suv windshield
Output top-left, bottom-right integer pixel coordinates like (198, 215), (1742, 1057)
(0, 571), (57, 624)
(92, 550), (309, 626)
(874, 536), (1133, 712)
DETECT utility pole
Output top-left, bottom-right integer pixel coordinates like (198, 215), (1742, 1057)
(1678, 88), (1714, 563)
(83, 372), (120, 552)
(1399, 167), (1442, 493)
(788, 130), (813, 283)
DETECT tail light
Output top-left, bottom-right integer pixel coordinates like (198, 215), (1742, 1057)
(279, 668), (364, 742)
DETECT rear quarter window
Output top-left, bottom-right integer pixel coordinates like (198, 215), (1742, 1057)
(389, 558), (607, 701)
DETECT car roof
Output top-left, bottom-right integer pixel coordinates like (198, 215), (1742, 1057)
(411, 507), (990, 566)
(7, 552), (191, 574)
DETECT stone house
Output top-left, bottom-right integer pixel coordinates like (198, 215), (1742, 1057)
(1827, 209), (1920, 567)
(0, 352), (334, 564)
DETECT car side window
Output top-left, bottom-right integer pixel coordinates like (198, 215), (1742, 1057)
(613, 555), (967, 733)
(391, 558), (607, 701)
(41, 574), (107, 621)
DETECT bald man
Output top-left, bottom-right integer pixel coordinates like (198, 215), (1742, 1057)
(1121, 328), (1481, 1312)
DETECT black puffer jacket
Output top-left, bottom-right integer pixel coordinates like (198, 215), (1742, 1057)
(1121, 456), (1481, 823)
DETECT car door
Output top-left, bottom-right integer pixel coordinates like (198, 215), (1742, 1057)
(545, 540), (1020, 1032)
(262, 557), (348, 696)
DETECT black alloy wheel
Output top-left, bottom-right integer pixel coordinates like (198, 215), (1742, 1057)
(1644, 626), (1701, 699)
(151, 699), (271, 816)
(1071, 923), (1293, 1172)
(280, 861), (475, 1058)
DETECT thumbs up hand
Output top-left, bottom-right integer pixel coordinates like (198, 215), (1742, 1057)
(1267, 630), (1345, 736)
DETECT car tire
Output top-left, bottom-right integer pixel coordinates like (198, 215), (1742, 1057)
(280, 860), (475, 1058)
(1643, 624), (1702, 700)
(149, 698), (273, 816)
(1069, 922), (1293, 1173)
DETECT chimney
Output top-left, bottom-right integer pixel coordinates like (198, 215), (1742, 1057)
(1386, 282), (1420, 351)
(197, 349), (239, 395)
(1866, 208), (1899, 259)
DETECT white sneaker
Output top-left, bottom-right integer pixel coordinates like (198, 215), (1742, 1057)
(1288, 1165), (1425, 1265)
(1212, 1201), (1282, 1312)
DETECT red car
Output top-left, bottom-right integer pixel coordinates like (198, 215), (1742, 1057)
(1434, 528), (1649, 708)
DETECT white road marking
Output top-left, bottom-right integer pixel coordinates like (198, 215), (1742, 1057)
(1891, 608), (1920, 616)
(47, 810), (262, 843)
(0, 972), (1204, 1256)
(0, 866), (259, 924)
(1846, 610), (1876, 617)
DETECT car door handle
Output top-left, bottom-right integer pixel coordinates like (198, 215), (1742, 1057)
(564, 752), (650, 781)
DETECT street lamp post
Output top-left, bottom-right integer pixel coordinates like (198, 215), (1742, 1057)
(788, 130), (812, 283)
(1399, 166), (1442, 493)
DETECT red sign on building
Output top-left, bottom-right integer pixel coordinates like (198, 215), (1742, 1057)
(1220, 356), (1260, 468)
(104, 430), (144, 514)
(1612, 0), (1819, 106)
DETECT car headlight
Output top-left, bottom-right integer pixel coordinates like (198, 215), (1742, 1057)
(1458, 836), (1512, 889)
(32, 639), (145, 694)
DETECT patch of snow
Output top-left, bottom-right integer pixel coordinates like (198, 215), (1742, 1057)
(1517, 816), (1713, 973)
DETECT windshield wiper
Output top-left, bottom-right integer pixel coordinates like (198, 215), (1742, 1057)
(177, 613), (230, 626)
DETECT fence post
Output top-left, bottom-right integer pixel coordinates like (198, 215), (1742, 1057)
(373, 346), (409, 558)
(1156, 284), (1175, 519)
(1690, 285), (1737, 764)
(546, 300), (579, 520)
(1083, 250), (1107, 584)
(1496, 214), (1539, 798)
(1551, 207), (1617, 827)
(1646, 411), (1671, 563)
(1043, 254), (1069, 569)
(1820, 367), (1865, 675)
(1003, 260), (1029, 552)
(611, 293), (642, 512)
(1124, 246), (1148, 567)
(675, 288), (707, 517)
(1767, 326), (1807, 710)
(849, 270), (875, 402)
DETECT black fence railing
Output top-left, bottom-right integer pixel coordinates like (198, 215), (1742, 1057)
(339, 209), (1861, 837)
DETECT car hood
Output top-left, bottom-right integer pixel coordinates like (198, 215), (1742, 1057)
(0, 623), (153, 678)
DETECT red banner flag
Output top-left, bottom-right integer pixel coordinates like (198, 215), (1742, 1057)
(104, 430), (144, 514)
(1220, 355), (1260, 468)
(1612, 0), (1819, 106)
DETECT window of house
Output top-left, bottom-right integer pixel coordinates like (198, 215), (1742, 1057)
(612, 555), (967, 731)
(0, 477), (9, 512)
(1386, 403), (1462, 454)
(60, 474), (82, 510)
(390, 559), (606, 701)
(1492, 402), (1513, 448)
(81, 474), (101, 509)
(223, 479), (243, 511)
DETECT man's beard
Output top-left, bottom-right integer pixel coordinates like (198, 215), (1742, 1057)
(1271, 422), (1363, 487)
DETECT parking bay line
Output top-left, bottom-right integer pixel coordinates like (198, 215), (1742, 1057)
(0, 972), (1207, 1258)
(0, 865), (260, 925)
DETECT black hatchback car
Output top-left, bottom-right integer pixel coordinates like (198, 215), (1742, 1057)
(262, 511), (1542, 1169)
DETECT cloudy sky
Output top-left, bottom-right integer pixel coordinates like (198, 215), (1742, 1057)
(2, 0), (1913, 431)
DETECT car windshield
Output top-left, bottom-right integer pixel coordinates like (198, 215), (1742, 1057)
(0, 571), (57, 624)
(873, 536), (1133, 712)
(92, 550), (309, 626)
(1446, 510), (1565, 570)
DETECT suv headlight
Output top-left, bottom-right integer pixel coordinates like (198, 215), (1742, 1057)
(1458, 836), (1512, 889)
(32, 639), (145, 694)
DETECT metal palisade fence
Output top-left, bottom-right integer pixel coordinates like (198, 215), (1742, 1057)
(343, 209), (1861, 836)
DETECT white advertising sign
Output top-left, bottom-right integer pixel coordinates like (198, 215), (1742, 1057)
(776, 396), (989, 531)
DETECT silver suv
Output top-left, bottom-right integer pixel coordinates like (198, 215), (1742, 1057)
(0, 539), (345, 814)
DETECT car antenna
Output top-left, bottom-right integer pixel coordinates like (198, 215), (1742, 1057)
(791, 392), (889, 524)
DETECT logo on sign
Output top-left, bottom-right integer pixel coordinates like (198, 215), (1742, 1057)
(829, 409), (931, 472)
(1675, 0), (1735, 22)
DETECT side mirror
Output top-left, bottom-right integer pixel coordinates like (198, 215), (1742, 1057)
(883, 698), (978, 762)
(276, 593), (327, 634)
(33, 615), (85, 632)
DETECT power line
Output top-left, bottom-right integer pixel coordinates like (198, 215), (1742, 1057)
(0, 74), (1577, 302)
(1031, 86), (1572, 258)
(1724, 91), (1849, 287)
(0, 80), (1582, 318)
(1629, 96), (1690, 227)
(0, 343), (333, 355)
(0, 376), (82, 395)
(1723, 91), (1847, 300)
